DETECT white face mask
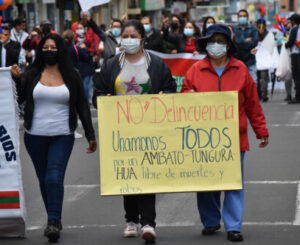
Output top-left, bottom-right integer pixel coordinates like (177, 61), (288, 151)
(206, 42), (227, 59)
(76, 29), (85, 37)
(121, 38), (141, 54)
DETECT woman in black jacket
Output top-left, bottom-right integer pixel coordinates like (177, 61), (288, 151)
(11, 34), (97, 243)
(201, 16), (216, 36)
(93, 20), (176, 243)
(162, 19), (201, 54)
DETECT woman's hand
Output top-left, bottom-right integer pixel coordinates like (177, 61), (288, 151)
(82, 12), (91, 22)
(193, 51), (199, 56)
(259, 136), (269, 148)
(80, 43), (86, 49)
(87, 140), (97, 153)
(11, 64), (22, 78)
(251, 48), (258, 55)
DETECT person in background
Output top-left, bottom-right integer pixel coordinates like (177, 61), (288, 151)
(10, 18), (29, 71)
(163, 19), (201, 54)
(86, 14), (123, 60)
(285, 13), (300, 104)
(75, 22), (99, 62)
(181, 24), (269, 242)
(11, 34), (97, 243)
(233, 9), (259, 82)
(93, 20), (176, 243)
(141, 16), (165, 52)
(21, 18), (27, 32)
(0, 26), (21, 67)
(202, 16), (216, 36)
(22, 20), (56, 54)
(162, 15), (184, 53)
(71, 11), (100, 65)
(277, 19), (293, 102)
(63, 30), (95, 103)
(23, 27), (41, 66)
(254, 19), (270, 102)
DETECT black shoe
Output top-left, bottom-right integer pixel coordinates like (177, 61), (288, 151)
(262, 97), (269, 102)
(284, 95), (292, 102)
(44, 220), (62, 236)
(288, 98), (300, 104)
(44, 220), (61, 243)
(202, 224), (221, 235)
(227, 231), (244, 242)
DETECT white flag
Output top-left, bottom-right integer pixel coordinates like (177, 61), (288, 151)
(78, 0), (110, 12)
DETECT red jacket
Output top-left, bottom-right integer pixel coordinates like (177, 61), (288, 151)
(71, 22), (100, 55)
(181, 56), (269, 151)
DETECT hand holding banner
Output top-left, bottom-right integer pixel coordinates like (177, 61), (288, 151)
(78, 0), (110, 12)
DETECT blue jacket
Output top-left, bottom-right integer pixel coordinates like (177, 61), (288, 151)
(285, 25), (300, 54)
(233, 24), (258, 67)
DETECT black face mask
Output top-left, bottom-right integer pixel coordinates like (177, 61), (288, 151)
(42, 26), (51, 36)
(41, 51), (58, 66)
(171, 22), (179, 30)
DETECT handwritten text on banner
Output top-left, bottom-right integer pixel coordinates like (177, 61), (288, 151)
(97, 92), (242, 196)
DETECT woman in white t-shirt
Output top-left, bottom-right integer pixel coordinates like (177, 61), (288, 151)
(11, 33), (97, 243)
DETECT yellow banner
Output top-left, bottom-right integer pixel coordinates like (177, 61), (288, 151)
(97, 92), (241, 196)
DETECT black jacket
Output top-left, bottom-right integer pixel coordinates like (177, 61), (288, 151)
(0, 40), (21, 67)
(144, 28), (165, 52)
(92, 51), (177, 107)
(14, 67), (95, 141)
(162, 28), (201, 53)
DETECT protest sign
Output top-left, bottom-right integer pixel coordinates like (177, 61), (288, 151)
(0, 68), (26, 237)
(78, 0), (110, 11)
(97, 92), (241, 196)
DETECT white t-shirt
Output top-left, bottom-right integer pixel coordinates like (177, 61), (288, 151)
(27, 82), (71, 136)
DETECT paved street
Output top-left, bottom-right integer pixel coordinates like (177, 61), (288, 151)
(2, 90), (300, 245)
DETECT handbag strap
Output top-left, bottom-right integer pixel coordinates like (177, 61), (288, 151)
(73, 45), (80, 60)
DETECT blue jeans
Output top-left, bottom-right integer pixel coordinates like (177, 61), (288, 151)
(247, 64), (257, 83)
(83, 75), (92, 102)
(197, 152), (245, 232)
(24, 132), (74, 221)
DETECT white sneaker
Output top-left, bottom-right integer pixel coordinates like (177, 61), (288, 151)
(141, 225), (156, 242)
(74, 131), (83, 139)
(123, 222), (138, 238)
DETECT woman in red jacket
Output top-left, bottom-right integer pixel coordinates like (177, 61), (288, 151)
(181, 24), (269, 242)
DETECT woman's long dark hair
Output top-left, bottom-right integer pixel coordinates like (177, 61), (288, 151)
(30, 33), (78, 81)
(202, 16), (216, 36)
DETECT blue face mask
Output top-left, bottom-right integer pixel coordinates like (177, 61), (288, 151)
(206, 42), (227, 59)
(111, 28), (121, 37)
(238, 17), (248, 25)
(144, 24), (151, 33)
(206, 23), (213, 29)
(184, 28), (194, 37)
